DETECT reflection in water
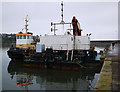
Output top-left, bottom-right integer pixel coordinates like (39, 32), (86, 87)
(7, 60), (102, 91)
(16, 74), (33, 90)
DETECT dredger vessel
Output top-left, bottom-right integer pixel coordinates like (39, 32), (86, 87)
(7, 2), (97, 70)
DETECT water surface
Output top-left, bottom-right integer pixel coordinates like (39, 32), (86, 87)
(2, 47), (102, 91)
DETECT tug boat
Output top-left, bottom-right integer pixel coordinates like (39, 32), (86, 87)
(7, 15), (36, 61)
(7, 2), (97, 70)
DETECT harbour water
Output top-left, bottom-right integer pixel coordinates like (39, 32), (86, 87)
(2, 46), (103, 91)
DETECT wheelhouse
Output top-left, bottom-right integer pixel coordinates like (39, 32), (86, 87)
(16, 33), (33, 40)
(16, 32), (33, 45)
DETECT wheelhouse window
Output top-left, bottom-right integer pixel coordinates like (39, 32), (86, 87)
(17, 36), (19, 39)
(27, 36), (29, 39)
(23, 35), (26, 39)
(20, 35), (22, 39)
(29, 36), (33, 39)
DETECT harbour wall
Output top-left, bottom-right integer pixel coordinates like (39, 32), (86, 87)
(90, 40), (119, 48)
(94, 43), (120, 91)
(94, 57), (112, 91)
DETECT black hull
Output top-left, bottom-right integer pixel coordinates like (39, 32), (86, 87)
(7, 47), (98, 68)
(7, 47), (24, 61)
(23, 59), (101, 70)
(24, 60), (85, 70)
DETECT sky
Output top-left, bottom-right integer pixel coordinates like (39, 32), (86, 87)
(1, 1), (118, 40)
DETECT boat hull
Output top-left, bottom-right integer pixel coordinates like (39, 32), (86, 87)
(24, 61), (82, 70)
(7, 47), (25, 61)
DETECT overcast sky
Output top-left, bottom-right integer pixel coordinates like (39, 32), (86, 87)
(2, 1), (118, 40)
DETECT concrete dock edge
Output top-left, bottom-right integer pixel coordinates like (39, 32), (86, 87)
(94, 57), (112, 91)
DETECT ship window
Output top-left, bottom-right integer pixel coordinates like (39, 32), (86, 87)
(29, 36), (33, 39)
(17, 36), (19, 39)
(23, 35), (26, 39)
(20, 35), (22, 39)
(27, 36), (29, 39)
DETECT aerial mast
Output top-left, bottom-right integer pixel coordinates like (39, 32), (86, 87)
(61, 1), (64, 23)
(25, 15), (29, 33)
(61, 1), (65, 33)
(51, 1), (72, 35)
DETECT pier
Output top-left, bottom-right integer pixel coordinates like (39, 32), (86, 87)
(94, 43), (120, 91)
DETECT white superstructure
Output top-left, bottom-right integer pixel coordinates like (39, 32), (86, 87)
(16, 33), (33, 45)
(37, 35), (90, 51)
(36, 1), (91, 52)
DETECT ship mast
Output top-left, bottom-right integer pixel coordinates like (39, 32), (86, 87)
(61, 1), (64, 23)
(51, 1), (72, 35)
(25, 15), (29, 33)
